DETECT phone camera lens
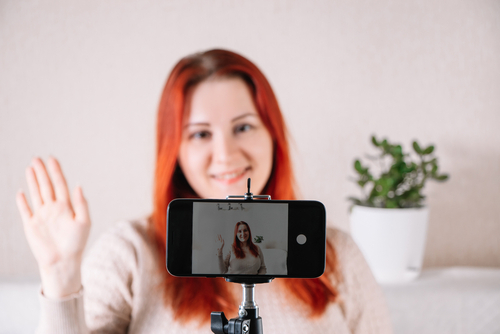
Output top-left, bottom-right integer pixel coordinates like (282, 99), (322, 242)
(296, 234), (307, 245)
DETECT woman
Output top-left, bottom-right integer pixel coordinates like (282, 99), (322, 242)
(217, 221), (267, 275)
(16, 49), (393, 333)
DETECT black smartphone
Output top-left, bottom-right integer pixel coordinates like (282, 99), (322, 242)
(166, 199), (326, 279)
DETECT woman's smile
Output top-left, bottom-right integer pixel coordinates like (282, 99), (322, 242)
(211, 167), (251, 184)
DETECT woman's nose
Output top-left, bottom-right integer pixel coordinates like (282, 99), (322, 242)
(212, 132), (238, 164)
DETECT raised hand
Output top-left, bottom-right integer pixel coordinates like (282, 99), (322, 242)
(16, 157), (91, 298)
(216, 234), (225, 256)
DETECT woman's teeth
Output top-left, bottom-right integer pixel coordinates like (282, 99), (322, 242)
(214, 169), (247, 180)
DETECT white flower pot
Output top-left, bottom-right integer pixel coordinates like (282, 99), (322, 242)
(350, 205), (429, 284)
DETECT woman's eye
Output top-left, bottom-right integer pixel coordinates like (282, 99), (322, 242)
(234, 124), (253, 134)
(190, 131), (211, 140)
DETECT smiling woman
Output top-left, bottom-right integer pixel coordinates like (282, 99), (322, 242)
(16, 49), (393, 333)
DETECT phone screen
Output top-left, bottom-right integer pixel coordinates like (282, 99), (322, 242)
(192, 201), (289, 276)
(167, 199), (326, 278)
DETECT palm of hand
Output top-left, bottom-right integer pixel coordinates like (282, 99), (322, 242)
(25, 201), (90, 268)
(217, 234), (225, 254)
(16, 157), (91, 269)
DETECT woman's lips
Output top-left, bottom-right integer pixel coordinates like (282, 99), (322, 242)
(211, 167), (250, 184)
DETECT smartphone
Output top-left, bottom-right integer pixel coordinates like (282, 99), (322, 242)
(166, 199), (326, 279)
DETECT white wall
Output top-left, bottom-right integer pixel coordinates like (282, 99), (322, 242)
(1, 0), (499, 278)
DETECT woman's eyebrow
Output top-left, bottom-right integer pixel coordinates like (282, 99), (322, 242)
(183, 113), (257, 128)
(183, 122), (209, 129)
(231, 113), (257, 123)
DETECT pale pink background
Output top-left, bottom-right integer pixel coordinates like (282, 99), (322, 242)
(1, 0), (499, 278)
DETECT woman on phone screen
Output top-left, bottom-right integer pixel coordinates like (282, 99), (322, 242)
(16, 49), (393, 333)
(217, 221), (267, 275)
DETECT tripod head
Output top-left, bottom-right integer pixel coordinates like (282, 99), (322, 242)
(211, 280), (269, 334)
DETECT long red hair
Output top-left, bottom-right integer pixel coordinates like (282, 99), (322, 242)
(232, 221), (259, 259)
(151, 49), (339, 324)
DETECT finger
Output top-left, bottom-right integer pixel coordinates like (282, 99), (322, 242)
(32, 158), (55, 203)
(26, 166), (43, 210)
(73, 186), (90, 224)
(47, 157), (72, 204)
(16, 190), (33, 223)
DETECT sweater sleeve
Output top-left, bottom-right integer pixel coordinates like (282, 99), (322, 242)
(218, 251), (230, 274)
(36, 288), (89, 334)
(36, 221), (139, 334)
(332, 229), (393, 334)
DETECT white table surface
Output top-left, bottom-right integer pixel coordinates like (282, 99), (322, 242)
(381, 267), (500, 334)
(1, 267), (499, 334)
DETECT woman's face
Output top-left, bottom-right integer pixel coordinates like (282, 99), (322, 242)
(178, 77), (274, 199)
(237, 224), (250, 243)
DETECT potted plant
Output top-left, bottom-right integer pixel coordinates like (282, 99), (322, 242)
(349, 136), (449, 283)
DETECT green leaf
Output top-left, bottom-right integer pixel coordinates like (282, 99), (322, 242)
(386, 199), (398, 208)
(434, 174), (449, 181)
(391, 145), (403, 156)
(382, 139), (388, 148)
(354, 160), (364, 174)
(413, 141), (422, 154)
(371, 136), (380, 147)
(347, 197), (363, 205)
(402, 163), (416, 173)
(373, 178), (395, 196)
(407, 189), (422, 201)
(431, 163), (438, 175)
(423, 145), (435, 155)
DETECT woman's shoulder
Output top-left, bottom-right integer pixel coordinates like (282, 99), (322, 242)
(326, 226), (364, 269)
(326, 226), (352, 250)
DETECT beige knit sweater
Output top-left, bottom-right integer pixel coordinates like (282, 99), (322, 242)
(37, 219), (393, 334)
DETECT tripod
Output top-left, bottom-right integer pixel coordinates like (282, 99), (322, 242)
(211, 278), (272, 334)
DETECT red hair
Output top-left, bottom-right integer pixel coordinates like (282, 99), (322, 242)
(151, 49), (339, 324)
(232, 221), (259, 259)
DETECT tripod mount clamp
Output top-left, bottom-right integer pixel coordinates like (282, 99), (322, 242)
(226, 178), (271, 201)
